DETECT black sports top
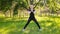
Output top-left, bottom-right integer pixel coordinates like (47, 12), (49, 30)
(28, 9), (35, 18)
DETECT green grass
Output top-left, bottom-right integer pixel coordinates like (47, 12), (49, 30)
(0, 16), (60, 34)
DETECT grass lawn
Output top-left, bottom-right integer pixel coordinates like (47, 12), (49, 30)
(0, 16), (60, 34)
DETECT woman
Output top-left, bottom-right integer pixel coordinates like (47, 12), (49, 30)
(23, 5), (41, 31)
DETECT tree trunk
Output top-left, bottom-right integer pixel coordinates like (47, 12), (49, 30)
(10, 10), (13, 17)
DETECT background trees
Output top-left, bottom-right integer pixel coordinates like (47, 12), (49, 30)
(0, 0), (60, 17)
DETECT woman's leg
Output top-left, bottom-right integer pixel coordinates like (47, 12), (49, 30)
(24, 17), (32, 29)
(33, 17), (41, 29)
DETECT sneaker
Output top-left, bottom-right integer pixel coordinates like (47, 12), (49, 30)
(39, 28), (42, 31)
(22, 29), (25, 31)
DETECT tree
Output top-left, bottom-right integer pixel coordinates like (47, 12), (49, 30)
(0, 0), (13, 17)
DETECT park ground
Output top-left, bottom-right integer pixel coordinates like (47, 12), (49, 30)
(0, 15), (60, 34)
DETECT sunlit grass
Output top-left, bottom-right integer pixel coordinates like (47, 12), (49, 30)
(0, 15), (60, 34)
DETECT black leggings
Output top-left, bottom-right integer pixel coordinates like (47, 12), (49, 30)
(24, 17), (41, 29)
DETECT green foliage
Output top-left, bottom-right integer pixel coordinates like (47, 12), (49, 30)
(46, 0), (60, 13)
(40, 1), (44, 7)
(13, 3), (19, 16)
(0, 0), (60, 17)
(13, 0), (28, 15)
(0, 0), (13, 13)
